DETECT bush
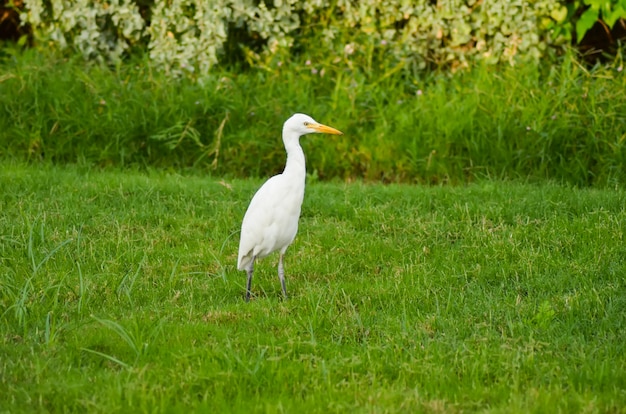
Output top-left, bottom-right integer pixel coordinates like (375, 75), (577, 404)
(16, 0), (578, 76)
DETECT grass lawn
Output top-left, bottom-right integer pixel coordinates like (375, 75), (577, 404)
(1, 162), (625, 412)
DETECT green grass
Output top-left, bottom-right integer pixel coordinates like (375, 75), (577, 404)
(1, 49), (625, 185)
(1, 162), (625, 412)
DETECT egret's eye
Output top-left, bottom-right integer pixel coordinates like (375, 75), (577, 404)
(303, 122), (310, 126)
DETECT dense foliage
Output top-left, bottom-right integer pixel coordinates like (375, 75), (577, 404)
(15, 0), (625, 76)
(1, 50), (624, 186)
(2, 1), (625, 185)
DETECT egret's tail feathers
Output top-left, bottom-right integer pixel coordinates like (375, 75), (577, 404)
(237, 253), (253, 271)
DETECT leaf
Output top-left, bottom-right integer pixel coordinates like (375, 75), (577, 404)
(576, 7), (600, 42)
(604, 5), (626, 28)
(80, 348), (130, 369)
(550, 5), (568, 23)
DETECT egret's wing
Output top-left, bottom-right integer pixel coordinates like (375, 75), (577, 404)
(237, 174), (304, 270)
(237, 176), (282, 269)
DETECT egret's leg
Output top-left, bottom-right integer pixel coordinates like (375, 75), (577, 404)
(246, 257), (256, 302)
(278, 253), (288, 299)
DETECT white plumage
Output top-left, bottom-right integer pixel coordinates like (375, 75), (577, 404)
(237, 113), (343, 301)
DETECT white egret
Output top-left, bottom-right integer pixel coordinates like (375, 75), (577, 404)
(237, 113), (343, 301)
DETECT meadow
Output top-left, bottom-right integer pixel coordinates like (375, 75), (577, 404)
(1, 163), (625, 412)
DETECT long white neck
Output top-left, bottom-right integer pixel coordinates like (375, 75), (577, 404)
(282, 130), (306, 180)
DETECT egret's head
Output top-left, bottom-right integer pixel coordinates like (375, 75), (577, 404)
(283, 113), (343, 138)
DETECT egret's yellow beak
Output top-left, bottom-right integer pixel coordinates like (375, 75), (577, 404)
(310, 123), (343, 135)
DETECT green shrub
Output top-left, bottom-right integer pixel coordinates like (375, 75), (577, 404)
(21, 0), (146, 61)
(19, 0), (573, 76)
(549, 0), (626, 43)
